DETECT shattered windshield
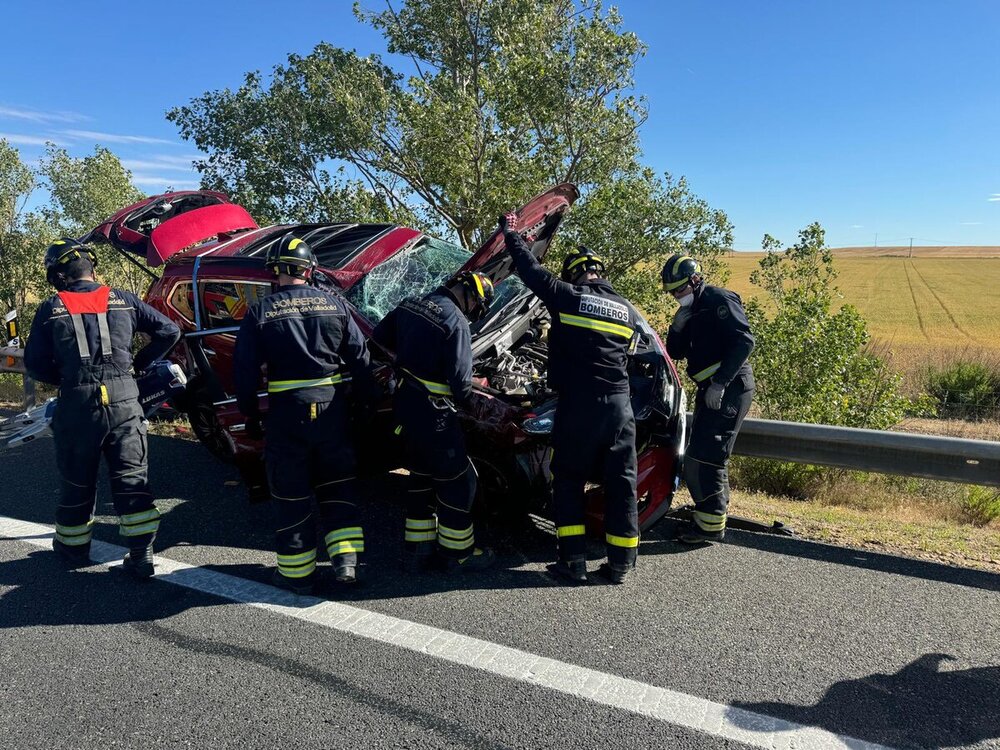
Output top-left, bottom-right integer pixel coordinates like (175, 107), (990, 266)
(346, 237), (470, 323)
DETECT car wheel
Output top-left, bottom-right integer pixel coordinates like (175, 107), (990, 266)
(187, 390), (235, 463)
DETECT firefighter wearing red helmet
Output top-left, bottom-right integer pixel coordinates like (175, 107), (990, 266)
(373, 269), (497, 574)
(501, 212), (642, 585)
(234, 233), (379, 592)
(661, 253), (755, 543)
(24, 238), (180, 577)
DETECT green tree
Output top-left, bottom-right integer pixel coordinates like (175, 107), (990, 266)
(167, 0), (648, 248)
(0, 139), (37, 318)
(746, 222), (907, 429)
(36, 146), (148, 295)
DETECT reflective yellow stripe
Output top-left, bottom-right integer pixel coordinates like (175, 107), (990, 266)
(556, 524), (586, 538)
(405, 518), (437, 530)
(99, 384), (109, 405)
(324, 527), (364, 545)
(693, 511), (727, 531)
(438, 524), (473, 541)
(268, 374), (349, 393)
(55, 532), (92, 546)
(279, 561), (316, 578)
(438, 534), (474, 551)
(120, 521), (159, 537)
(401, 368), (453, 396)
(120, 508), (160, 526)
(405, 530), (437, 543)
(288, 238), (302, 250)
(327, 540), (365, 555)
(692, 362), (722, 382)
(277, 549), (317, 566)
(558, 313), (634, 340)
(56, 521), (94, 537)
(567, 254), (602, 271)
(605, 533), (639, 548)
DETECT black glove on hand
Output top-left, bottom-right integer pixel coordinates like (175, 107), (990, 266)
(245, 416), (264, 441)
(704, 382), (725, 410)
(670, 306), (693, 332)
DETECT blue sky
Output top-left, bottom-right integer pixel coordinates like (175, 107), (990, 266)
(1, 0), (997, 249)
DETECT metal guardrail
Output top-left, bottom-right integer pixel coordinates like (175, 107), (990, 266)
(721, 416), (1000, 487)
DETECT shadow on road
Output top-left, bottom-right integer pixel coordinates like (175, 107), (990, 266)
(728, 653), (1000, 749)
(0, 549), (228, 629)
(639, 518), (1000, 594)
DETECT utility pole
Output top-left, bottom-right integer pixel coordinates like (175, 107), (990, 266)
(909, 237), (913, 258)
(874, 233), (878, 251)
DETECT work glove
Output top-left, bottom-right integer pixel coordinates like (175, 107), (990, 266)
(704, 382), (725, 411)
(498, 212), (519, 234)
(245, 415), (264, 440)
(670, 305), (693, 333)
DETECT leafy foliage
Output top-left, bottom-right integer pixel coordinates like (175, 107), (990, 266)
(745, 222), (908, 429)
(0, 139), (37, 317)
(923, 360), (1000, 420)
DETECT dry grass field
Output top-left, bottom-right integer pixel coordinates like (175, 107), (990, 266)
(723, 247), (1000, 388)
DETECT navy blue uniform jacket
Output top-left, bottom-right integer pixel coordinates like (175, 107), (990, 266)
(665, 284), (754, 387)
(25, 279), (180, 387)
(233, 284), (375, 416)
(504, 230), (640, 395)
(371, 289), (474, 408)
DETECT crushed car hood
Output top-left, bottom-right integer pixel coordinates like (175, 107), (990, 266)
(81, 190), (258, 267)
(459, 183), (579, 284)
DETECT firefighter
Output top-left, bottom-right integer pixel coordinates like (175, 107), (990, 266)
(661, 253), (755, 543)
(500, 213), (641, 585)
(372, 270), (497, 573)
(234, 234), (378, 593)
(24, 238), (180, 578)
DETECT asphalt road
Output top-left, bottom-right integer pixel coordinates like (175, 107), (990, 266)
(1, 433), (998, 749)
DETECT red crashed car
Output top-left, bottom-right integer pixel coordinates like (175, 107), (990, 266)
(82, 186), (687, 532)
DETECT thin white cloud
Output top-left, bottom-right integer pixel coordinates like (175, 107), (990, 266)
(0, 132), (59, 146)
(0, 105), (89, 124)
(850, 224), (864, 229)
(989, 194), (1000, 202)
(960, 221), (983, 226)
(148, 153), (201, 166)
(63, 129), (177, 145)
(122, 158), (195, 172)
(131, 174), (199, 189)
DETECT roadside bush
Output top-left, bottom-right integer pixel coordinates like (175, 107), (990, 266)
(923, 360), (1000, 421)
(960, 486), (1000, 528)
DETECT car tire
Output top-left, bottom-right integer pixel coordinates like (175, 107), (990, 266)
(186, 384), (236, 463)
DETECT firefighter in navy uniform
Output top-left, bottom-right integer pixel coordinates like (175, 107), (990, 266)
(500, 212), (641, 585)
(24, 238), (180, 578)
(373, 271), (497, 573)
(661, 253), (755, 543)
(234, 234), (378, 593)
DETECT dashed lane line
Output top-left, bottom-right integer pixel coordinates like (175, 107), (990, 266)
(0, 515), (892, 750)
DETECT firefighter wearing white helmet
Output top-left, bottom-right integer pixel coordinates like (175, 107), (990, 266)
(661, 253), (755, 543)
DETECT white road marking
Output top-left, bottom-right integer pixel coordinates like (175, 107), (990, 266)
(1, 515), (891, 750)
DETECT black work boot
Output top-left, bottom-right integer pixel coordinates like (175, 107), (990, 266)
(546, 557), (588, 586)
(595, 561), (633, 585)
(676, 523), (725, 545)
(331, 554), (358, 584)
(52, 538), (91, 569)
(120, 547), (155, 580)
(270, 568), (315, 595)
(439, 547), (497, 573)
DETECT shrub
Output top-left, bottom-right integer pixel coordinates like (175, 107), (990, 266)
(960, 486), (1000, 527)
(923, 360), (1000, 421)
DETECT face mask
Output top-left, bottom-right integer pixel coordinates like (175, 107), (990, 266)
(677, 293), (694, 308)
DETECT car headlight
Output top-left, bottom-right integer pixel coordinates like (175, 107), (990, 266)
(522, 412), (555, 435)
